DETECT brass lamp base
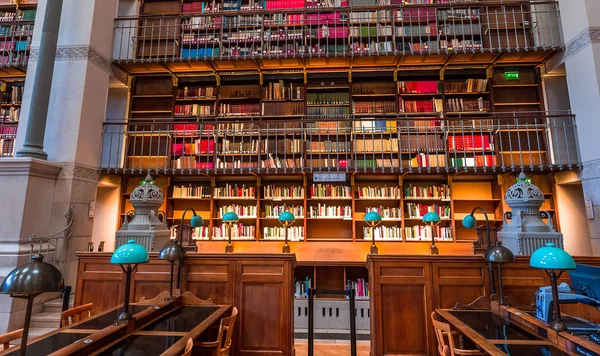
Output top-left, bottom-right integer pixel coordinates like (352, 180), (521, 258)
(282, 244), (290, 253)
(370, 245), (379, 254)
(225, 243), (234, 253)
(430, 244), (439, 255)
(549, 320), (568, 332)
(116, 311), (133, 324)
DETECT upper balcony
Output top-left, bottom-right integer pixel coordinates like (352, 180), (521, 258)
(112, 0), (563, 73)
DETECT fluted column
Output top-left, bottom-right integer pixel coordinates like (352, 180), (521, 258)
(15, 0), (63, 160)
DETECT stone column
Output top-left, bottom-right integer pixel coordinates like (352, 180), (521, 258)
(0, 0), (120, 333)
(14, 0), (63, 160)
(555, 0), (600, 254)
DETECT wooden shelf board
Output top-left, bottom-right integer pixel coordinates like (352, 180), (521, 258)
(169, 197), (212, 201)
(307, 197), (353, 200)
(494, 102), (541, 106)
(351, 94), (396, 97)
(306, 86), (349, 90)
(261, 198), (305, 201)
(130, 110), (173, 114)
(492, 84), (538, 88)
(260, 217), (305, 220)
(444, 92), (489, 95)
(306, 104), (350, 107)
(176, 97), (216, 101)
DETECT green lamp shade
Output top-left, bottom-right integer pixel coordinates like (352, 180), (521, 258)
(462, 214), (476, 229)
(0, 254), (64, 297)
(423, 211), (441, 224)
(278, 211), (295, 223)
(364, 211), (382, 223)
(530, 243), (576, 270)
(190, 214), (204, 228)
(111, 239), (149, 265)
(222, 211), (239, 223)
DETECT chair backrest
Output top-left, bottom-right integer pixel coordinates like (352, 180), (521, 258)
(61, 303), (94, 327)
(217, 307), (239, 356)
(182, 338), (193, 356)
(0, 329), (22, 350)
(430, 311), (457, 356)
(442, 345), (451, 356)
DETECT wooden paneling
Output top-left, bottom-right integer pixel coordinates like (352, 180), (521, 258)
(75, 253), (295, 356)
(432, 262), (488, 309)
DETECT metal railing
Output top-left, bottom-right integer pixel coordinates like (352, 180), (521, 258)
(113, 0), (562, 61)
(100, 112), (579, 174)
(0, 16), (34, 67)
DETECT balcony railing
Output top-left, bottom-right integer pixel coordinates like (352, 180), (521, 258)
(113, 0), (562, 61)
(100, 112), (579, 175)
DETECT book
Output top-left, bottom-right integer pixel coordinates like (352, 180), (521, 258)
(405, 202), (450, 219)
(213, 184), (256, 198)
(263, 185), (305, 199)
(263, 226), (304, 241)
(212, 223), (256, 240)
(309, 204), (352, 218)
(263, 204), (304, 217)
(404, 184), (450, 200)
(172, 184), (211, 198)
(365, 206), (402, 220)
(404, 225), (452, 241)
(363, 226), (402, 241)
(310, 184), (352, 199)
(357, 186), (401, 199)
(218, 204), (257, 218)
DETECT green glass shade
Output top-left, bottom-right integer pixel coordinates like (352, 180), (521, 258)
(530, 243), (576, 270)
(462, 214), (476, 229)
(190, 214), (204, 228)
(278, 211), (295, 223)
(364, 211), (382, 223)
(111, 239), (149, 265)
(222, 211), (239, 223)
(0, 254), (64, 297)
(422, 211), (441, 224)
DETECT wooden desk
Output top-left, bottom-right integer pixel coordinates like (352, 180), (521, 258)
(436, 309), (574, 356)
(0, 293), (229, 356)
(76, 252), (296, 356)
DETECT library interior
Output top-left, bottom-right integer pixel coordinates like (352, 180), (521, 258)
(0, 0), (599, 355)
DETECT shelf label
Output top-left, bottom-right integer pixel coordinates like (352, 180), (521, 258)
(313, 172), (346, 182)
(273, 197), (283, 202)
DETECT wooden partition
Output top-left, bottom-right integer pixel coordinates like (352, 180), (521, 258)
(368, 255), (600, 356)
(75, 252), (296, 356)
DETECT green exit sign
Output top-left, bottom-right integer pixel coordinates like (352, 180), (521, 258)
(504, 71), (520, 80)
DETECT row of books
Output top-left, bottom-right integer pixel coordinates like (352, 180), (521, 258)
(351, 41), (394, 54)
(449, 155), (496, 167)
(263, 185), (305, 199)
(294, 278), (312, 298)
(365, 206), (402, 220)
(363, 226), (402, 241)
(174, 104), (214, 117)
(307, 141), (351, 153)
(263, 204), (304, 218)
(172, 184), (212, 198)
(448, 135), (492, 151)
(176, 86), (216, 99)
(0, 107), (19, 122)
(214, 184), (257, 198)
(446, 98), (489, 113)
(309, 204), (352, 218)
(0, 137), (14, 156)
(444, 79), (488, 93)
(410, 153), (446, 167)
(405, 203), (450, 219)
(263, 226), (305, 240)
(347, 279), (369, 300)
(220, 139), (259, 154)
(217, 205), (257, 218)
(219, 103), (261, 116)
(353, 101), (396, 114)
(307, 92), (350, 105)
(306, 106), (351, 116)
(400, 98), (443, 113)
(405, 184), (450, 200)
(399, 80), (440, 94)
(212, 223), (256, 239)
(260, 156), (304, 169)
(357, 186), (401, 199)
(262, 102), (305, 116)
(183, 1), (221, 13)
(216, 159), (258, 169)
(172, 140), (214, 155)
(354, 138), (398, 153)
(1, 86), (22, 105)
(310, 184), (352, 199)
(263, 81), (303, 101)
(404, 225), (452, 241)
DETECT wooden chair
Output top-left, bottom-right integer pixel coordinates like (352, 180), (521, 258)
(196, 307), (238, 356)
(61, 303), (94, 327)
(0, 329), (22, 350)
(182, 338), (194, 356)
(431, 312), (485, 356)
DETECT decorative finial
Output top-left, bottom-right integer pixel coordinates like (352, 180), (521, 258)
(518, 172), (526, 180)
(145, 174), (153, 182)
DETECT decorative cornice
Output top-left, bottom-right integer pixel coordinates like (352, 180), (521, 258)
(30, 45), (128, 85)
(545, 27), (600, 73)
(58, 162), (100, 183)
(0, 158), (62, 178)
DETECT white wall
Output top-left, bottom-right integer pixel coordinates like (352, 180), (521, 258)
(91, 187), (120, 252)
(556, 183), (592, 256)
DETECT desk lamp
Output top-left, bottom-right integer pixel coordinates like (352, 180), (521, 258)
(278, 211), (295, 253)
(111, 239), (149, 323)
(462, 208), (496, 295)
(484, 241), (515, 305)
(364, 211), (382, 254)
(1, 254), (63, 356)
(530, 242), (575, 332)
(158, 240), (186, 300)
(222, 211), (239, 253)
(179, 208), (204, 247)
(423, 211), (441, 255)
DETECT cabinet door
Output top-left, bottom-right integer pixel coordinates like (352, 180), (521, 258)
(234, 260), (293, 356)
(76, 258), (124, 314)
(370, 261), (433, 356)
(185, 259), (234, 304)
(432, 262), (489, 309)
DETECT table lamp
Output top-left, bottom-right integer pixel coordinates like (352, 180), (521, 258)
(484, 241), (515, 305)
(364, 211), (382, 254)
(530, 242), (575, 332)
(222, 211), (239, 253)
(111, 239), (149, 323)
(462, 208), (496, 295)
(1, 254), (63, 356)
(179, 207), (204, 247)
(423, 211), (441, 255)
(278, 211), (295, 253)
(158, 240), (186, 300)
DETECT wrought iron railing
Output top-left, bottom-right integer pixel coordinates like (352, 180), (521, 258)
(113, 0), (562, 61)
(100, 112), (579, 174)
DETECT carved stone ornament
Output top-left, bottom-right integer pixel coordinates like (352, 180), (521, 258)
(504, 172), (545, 207)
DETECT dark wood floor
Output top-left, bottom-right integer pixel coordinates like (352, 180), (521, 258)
(295, 343), (370, 356)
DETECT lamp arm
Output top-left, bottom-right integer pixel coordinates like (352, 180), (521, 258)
(470, 206), (491, 246)
(179, 207), (198, 245)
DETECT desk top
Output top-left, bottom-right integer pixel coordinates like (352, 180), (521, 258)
(3, 332), (92, 356)
(93, 334), (182, 356)
(141, 306), (220, 332)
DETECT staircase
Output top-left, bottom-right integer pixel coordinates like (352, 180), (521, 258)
(28, 295), (73, 339)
